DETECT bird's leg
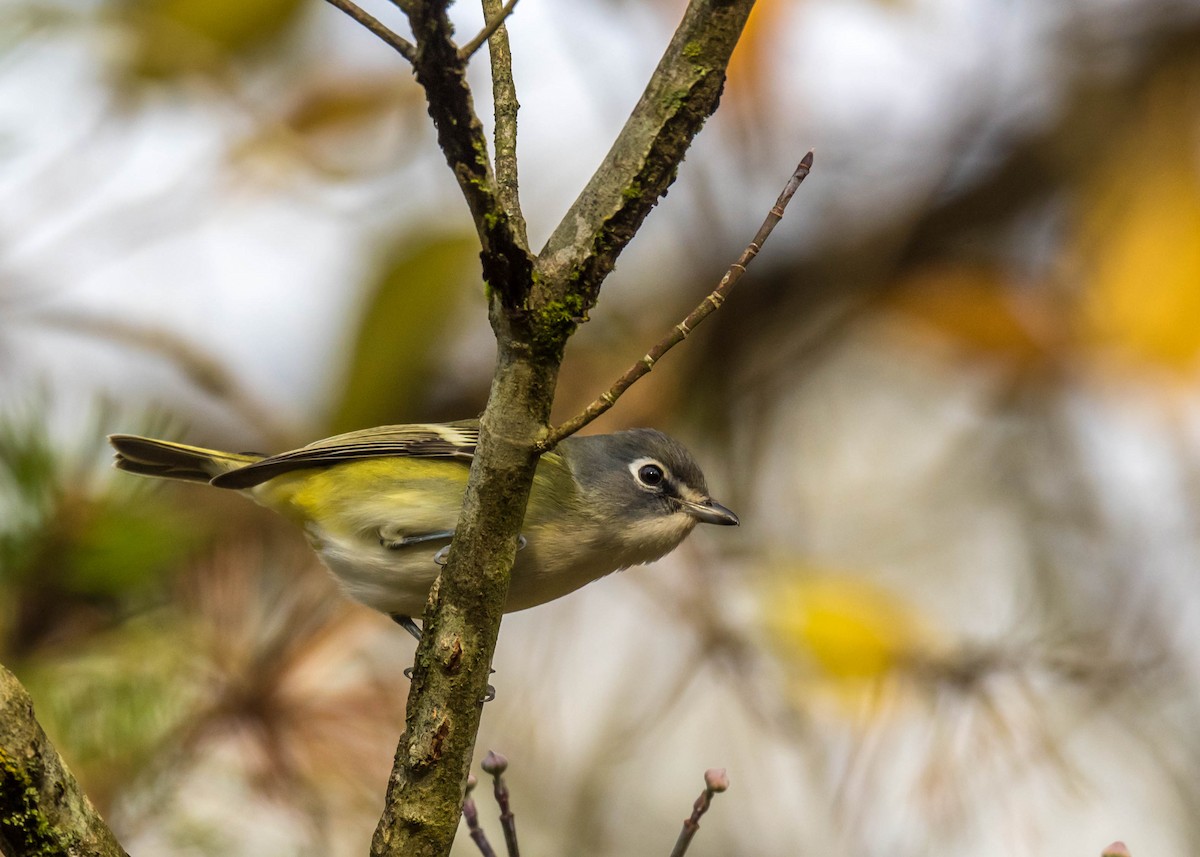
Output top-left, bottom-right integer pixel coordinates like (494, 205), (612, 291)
(379, 528), (454, 550)
(393, 609), (422, 676)
(393, 614), (423, 684)
(391, 614), (422, 641)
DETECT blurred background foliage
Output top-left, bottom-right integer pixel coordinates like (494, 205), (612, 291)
(3, 0), (1200, 854)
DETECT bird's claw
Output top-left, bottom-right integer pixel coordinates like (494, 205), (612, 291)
(400, 666), (496, 703)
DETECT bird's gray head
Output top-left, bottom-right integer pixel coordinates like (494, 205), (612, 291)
(561, 429), (739, 535)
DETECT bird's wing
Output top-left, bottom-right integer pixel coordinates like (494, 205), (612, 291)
(210, 421), (479, 489)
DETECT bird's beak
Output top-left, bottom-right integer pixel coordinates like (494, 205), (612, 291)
(683, 498), (740, 526)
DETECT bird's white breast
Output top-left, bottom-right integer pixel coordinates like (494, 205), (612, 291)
(304, 510), (698, 617)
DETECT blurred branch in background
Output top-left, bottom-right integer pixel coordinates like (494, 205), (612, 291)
(33, 312), (294, 447)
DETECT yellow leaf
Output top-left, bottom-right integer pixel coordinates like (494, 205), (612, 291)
(885, 264), (1054, 366)
(761, 572), (934, 682)
(230, 74), (424, 181)
(725, 0), (788, 110)
(328, 233), (480, 433)
(284, 77), (414, 137)
(1076, 64), (1200, 371)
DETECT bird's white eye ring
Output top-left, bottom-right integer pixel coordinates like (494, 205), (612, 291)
(632, 459), (667, 488)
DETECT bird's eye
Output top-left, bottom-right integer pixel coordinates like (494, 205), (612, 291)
(637, 463), (665, 487)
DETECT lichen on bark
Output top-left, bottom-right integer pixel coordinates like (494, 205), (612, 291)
(0, 665), (128, 857)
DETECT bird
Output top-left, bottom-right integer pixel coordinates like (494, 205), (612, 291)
(108, 421), (738, 635)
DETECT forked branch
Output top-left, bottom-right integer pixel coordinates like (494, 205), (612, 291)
(534, 0), (758, 318)
(369, 2), (759, 856)
(477, 0), (527, 247)
(460, 0), (521, 60)
(401, 0), (534, 307)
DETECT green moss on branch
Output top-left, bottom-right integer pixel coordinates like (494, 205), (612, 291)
(0, 664), (128, 857)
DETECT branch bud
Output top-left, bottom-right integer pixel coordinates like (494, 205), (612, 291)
(704, 768), (729, 793)
(481, 750), (509, 775)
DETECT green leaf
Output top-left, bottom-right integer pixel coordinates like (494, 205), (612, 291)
(18, 618), (204, 802)
(329, 232), (480, 432)
(62, 499), (208, 597)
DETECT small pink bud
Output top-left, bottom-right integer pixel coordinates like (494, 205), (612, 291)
(1101, 842), (1131, 857)
(466, 774), (478, 793)
(704, 768), (729, 793)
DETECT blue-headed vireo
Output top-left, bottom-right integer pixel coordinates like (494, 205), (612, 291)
(108, 422), (738, 630)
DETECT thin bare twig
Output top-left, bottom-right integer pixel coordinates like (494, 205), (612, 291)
(463, 776), (499, 857)
(35, 310), (293, 448)
(322, 0), (415, 61)
(476, 0), (527, 246)
(482, 751), (519, 857)
(539, 151), (815, 450)
(397, 0), (533, 300)
(460, 0), (520, 60)
(668, 769), (729, 857)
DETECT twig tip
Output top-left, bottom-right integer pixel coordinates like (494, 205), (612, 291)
(704, 768), (729, 793)
(481, 750), (509, 775)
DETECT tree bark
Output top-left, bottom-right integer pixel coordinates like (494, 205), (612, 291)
(0, 664), (128, 857)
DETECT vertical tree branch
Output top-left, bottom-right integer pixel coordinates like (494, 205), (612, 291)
(372, 8), (547, 854)
(0, 664), (129, 857)
(371, 335), (554, 857)
(460, 0), (519, 59)
(402, 0), (533, 304)
(481, 0), (527, 247)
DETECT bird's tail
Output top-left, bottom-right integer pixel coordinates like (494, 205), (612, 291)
(109, 434), (262, 485)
